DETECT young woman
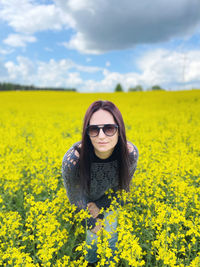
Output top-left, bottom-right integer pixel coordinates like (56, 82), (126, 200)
(62, 100), (139, 265)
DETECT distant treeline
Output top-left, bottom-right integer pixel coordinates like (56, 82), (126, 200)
(114, 83), (165, 92)
(0, 83), (77, 92)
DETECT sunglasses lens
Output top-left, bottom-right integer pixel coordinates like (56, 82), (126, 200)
(87, 124), (118, 137)
(104, 125), (117, 136)
(88, 126), (99, 137)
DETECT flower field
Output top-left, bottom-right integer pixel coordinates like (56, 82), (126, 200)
(0, 90), (200, 266)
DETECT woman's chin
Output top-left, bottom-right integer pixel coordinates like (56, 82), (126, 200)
(94, 146), (114, 157)
(96, 146), (110, 152)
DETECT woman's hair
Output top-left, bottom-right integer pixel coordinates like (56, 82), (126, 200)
(77, 100), (131, 195)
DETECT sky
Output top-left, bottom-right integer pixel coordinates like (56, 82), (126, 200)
(0, 0), (200, 92)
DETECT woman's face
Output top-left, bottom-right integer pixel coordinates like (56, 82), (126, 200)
(89, 109), (119, 159)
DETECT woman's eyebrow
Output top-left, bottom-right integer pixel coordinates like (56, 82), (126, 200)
(89, 124), (113, 126)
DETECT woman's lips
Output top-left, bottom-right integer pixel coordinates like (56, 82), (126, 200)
(98, 142), (108, 145)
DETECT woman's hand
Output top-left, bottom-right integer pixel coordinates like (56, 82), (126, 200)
(87, 202), (102, 234)
(87, 202), (100, 218)
(90, 219), (102, 234)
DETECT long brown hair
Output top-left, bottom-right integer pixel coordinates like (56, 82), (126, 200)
(76, 100), (131, 195)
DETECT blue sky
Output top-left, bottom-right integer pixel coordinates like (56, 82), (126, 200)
(0, 0), (200, 92)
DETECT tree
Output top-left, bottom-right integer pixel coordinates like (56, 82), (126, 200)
(128, 85), (143, 92)
(114, 83), (123, 92)
(151, 85), (164, 91)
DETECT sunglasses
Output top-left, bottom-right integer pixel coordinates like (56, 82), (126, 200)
(87, 124), (118, 137)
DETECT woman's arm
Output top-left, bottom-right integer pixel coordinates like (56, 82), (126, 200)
(62, 144), (97, 230)
(127, 141), (139, 179)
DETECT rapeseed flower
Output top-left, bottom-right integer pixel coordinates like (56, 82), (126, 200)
(0, 90), (199, 266)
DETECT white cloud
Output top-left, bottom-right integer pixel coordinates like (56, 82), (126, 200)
(184, 51), (200, 83)
(35, 59), (83, 87)
(61, 33), (101, 55)
(67, 0), (95, 12)
(44, 47), (53, 52)
(3, 34), (36, 47)
(75, 64), (102, 73)
(80, 49), (200, 91)
(0, 61), (9, 80)
(2, 49), (200, 91)
(65, 72), (83, 87)
(3, 56), (102, 88)
(0, 0), (74, 34)
(105, 61), (111, 67)
(0, 47), (14, 55)
(136, 49), (200, 89)
(5, 56), (35, 81)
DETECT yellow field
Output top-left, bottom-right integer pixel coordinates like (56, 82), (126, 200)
(0, 90), (200, 266)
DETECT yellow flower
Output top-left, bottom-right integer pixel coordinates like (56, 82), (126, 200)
(0, 90), (199, 266)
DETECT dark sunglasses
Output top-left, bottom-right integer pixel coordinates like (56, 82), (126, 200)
(87, 124), (118, 137)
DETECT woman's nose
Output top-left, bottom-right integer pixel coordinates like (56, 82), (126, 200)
(98, 128), (106, 138)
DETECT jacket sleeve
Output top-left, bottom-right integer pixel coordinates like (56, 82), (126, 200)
(128, 142), (139, 180)
(62, 144), (97, 230)
(94, 143), (139, 211)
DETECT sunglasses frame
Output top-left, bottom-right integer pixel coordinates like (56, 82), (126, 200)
(86, 124), (118, 137)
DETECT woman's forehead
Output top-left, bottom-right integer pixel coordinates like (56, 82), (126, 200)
(89, 109), (115, 125)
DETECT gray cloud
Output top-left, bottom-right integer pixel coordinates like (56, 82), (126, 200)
(57, 0), (200, 53)
(1, 0), (199, 53)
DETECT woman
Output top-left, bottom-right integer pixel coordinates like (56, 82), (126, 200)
(62, 100), (139, 265)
